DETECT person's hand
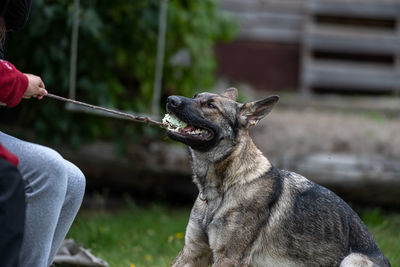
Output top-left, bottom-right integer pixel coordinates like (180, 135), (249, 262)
(23, 74), (48, 100)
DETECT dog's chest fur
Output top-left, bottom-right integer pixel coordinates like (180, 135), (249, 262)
(188, 149), (290, 263)
(190, 176), (303, 267)
(187, 144), (319, 265)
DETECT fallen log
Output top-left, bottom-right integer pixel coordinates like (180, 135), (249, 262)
(281, 153), (400, 207)
(57, 141), (400, 207)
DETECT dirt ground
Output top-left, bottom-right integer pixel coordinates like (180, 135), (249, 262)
(253, 105), (400, 164)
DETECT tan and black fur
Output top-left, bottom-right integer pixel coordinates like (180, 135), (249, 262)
(164, 88), (390, 267)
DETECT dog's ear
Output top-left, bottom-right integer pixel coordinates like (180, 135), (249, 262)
(239, 95), (279, 127)
(221, 87), (238, 101)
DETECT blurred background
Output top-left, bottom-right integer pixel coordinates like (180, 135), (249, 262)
(1, 0), (399, 265)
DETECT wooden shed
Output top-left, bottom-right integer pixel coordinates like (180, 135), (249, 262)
(216, 0), (400, 94)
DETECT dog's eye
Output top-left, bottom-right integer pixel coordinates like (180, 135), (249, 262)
(207, 102), (217, 109)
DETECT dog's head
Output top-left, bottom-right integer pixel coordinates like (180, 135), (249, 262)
(163, 88), (279, 157)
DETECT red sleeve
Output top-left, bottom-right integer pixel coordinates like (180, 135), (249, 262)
(0, 60), (28, 107)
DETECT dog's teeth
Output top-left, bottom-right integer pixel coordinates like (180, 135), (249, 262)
(189, 128), (205, 135)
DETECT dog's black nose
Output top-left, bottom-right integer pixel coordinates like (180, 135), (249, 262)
(167, 95), (182, 108)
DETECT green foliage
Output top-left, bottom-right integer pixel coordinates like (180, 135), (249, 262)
(5, 0), (237, 145)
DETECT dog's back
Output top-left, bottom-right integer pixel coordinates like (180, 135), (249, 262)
(252, 168), (390, 267)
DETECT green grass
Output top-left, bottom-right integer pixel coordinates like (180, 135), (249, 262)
(67, 202), (189, 267)
(67, 204), (400, 267)
(360, 209), (400, 265)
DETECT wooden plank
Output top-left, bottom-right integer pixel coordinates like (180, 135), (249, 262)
(238, 27), (300, 42)
(304, 24), (400, 54)
(308, 0), (400, 19)
(303, 59), (400, 90)
(221, 0), (305, 14)
(236, 11), (302, 29)
(230, 10), (303, 42)
(220, 0), (305, 42)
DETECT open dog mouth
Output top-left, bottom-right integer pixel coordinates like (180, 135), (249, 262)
(162, 113), (213, 140)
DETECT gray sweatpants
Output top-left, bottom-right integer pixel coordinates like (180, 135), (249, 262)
(0, 131), (86, 267)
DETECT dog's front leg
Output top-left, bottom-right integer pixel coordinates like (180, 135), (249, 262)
(212, 257), (247, 267)
(211, 252), (250, 267)
(172, 245), (211, 267)
(208, 207), (269, 267)
(172, 218), (211, 267)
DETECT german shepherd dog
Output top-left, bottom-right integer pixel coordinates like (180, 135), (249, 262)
(163, 88), (390, 267)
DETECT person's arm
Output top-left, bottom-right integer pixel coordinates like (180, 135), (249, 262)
(0, 59), (28, 106)
(4, 0), (32, 31)
(0, 60), (47, 107)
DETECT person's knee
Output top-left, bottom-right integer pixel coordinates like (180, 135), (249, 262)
(35, 147), (70, 199)
(23, 145), (85, 204)
(65, 162), (86, 204)
(70, 164), (85, 196)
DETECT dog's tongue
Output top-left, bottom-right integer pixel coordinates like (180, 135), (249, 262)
(183, 126), (196, 133)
